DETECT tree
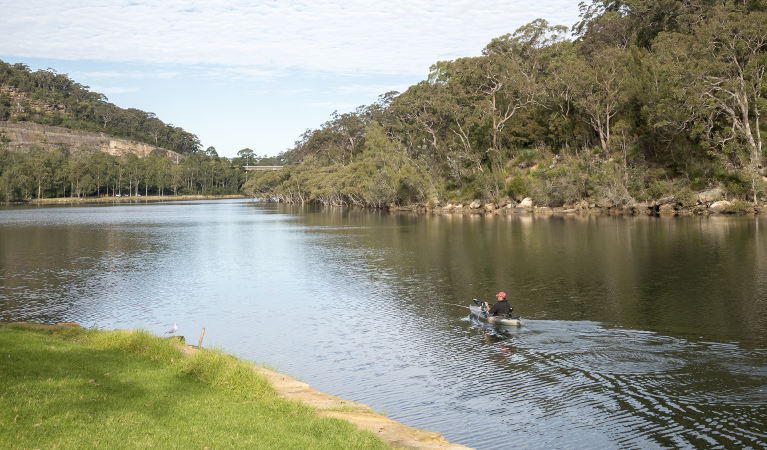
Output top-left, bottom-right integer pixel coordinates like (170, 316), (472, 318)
(651, 6), (766, 202)
(566, 45), (630, 154)
(28, 148), (52, 199)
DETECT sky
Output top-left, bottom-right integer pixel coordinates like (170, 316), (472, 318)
(1, 1), (582, 157)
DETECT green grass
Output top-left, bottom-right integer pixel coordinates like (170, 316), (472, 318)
(0, 324), (388, 449)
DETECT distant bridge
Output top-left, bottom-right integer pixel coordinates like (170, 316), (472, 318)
(243, 165), (284, 171)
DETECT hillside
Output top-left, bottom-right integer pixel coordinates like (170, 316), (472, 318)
(0, 121), (181, 160)
(244, 1), (767, 212)
(0, 61), (200, 154)
(0, 63), (249, 202)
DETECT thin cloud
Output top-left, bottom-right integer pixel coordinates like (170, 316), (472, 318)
(70, 71), (180, 79)
(88, 85), (140, 94)
(0, 0), (580, 77)
(336, 84), (407, 96)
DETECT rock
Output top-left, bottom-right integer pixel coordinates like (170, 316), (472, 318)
(535, 206), (553, 215)
(573, 200), (589, 213)
(697, 187), (723, 204)
(469, 200), (481, 209)
(519, 197), (534, 208)
(656, 195), (675, 206)
(596, 199), (614, 209)
(692, 205), (708, 215)
(709, 200), (732, 214)
(632, 202), (651, 215)
(504, 202), (514, 209)
(484, 203), (496, 212)
(658, 203), (676, 215)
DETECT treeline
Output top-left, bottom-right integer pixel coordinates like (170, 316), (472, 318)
(0, 145), (246, 202)
(0, 61), (201, 154)
(245, 0), (766, 208)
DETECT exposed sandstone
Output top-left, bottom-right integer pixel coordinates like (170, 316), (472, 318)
(0, 120), (181, 160)
(709, 200), (732, 214)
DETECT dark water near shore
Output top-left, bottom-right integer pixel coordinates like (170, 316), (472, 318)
(1, 200), (765, 449)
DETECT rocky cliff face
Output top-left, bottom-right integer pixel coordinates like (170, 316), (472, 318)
(0, 121), (181, 160)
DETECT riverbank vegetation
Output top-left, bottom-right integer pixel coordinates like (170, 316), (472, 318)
(0, 323), (387, 449)
(0, 146), (247, 201)
(244, 1), (766, 210)
(0, 62), (276, 201)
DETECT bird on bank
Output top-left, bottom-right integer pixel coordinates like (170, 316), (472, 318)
(165, 323), (178, 335)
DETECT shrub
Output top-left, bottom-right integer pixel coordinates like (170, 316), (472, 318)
(505, 176), (527, 199)
(590, 162), (634, 206)
(674, 186), (698, 208)
(724, 200), (754, 214)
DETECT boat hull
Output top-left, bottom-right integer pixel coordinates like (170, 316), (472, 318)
(469, 305), (522, 327)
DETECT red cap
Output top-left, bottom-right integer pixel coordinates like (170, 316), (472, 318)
(496, 292), (506, 299)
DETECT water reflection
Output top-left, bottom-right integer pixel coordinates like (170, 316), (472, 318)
(1, 200), (765, 449)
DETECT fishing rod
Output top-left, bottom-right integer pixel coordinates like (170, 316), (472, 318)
(446, 299), (487, 310)
(445, 303), (471, 309)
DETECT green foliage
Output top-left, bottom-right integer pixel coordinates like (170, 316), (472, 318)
(725, 174), (751, 199)
(0, 61), (200, 154)
(590, 161), (634, 206)
(0, 146), (244, 202)
(674, 186), (698, 208)
(0, 324), (387, 449)
(231, 3), (767, 207)
(724, 200), (755, 214)
(505, 175), (528, 199)
(244, 122), (430, 207)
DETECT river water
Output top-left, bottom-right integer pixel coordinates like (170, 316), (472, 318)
(1, 199), (765, 449)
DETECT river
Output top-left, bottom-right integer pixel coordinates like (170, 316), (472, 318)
(1, 199), (765, 449)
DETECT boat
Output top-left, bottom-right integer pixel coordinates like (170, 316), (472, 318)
(469, 305), (523, 327)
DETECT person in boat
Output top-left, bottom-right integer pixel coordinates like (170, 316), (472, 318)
(484, 292), (512, 317)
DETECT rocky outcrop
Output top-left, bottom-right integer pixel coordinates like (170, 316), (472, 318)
(697, 187), (724, 204)
(518, 197), (534, 208)
(0, 121), (181, 160)
(658, 203), (676, 215)
(709, 200), (732, 214)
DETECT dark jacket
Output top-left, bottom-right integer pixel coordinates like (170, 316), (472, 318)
(488, 299), (511, 316)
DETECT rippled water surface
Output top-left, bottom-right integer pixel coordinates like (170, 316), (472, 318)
(1, 200), (766, 449)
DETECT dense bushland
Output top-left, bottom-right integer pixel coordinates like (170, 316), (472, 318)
(245, 0), (767, 208)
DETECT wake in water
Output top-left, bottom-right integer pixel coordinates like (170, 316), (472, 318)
(461, 318), (767, 449)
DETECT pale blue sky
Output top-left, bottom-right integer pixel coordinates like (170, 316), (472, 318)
(1, 1), (581, 157)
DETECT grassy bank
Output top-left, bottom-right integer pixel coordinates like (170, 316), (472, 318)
(0, 323), (387, 449)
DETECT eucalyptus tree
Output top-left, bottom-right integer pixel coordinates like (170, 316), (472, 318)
(651, 5), (766, 202)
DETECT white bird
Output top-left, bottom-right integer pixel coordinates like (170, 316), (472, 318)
(164, 323), (178, 335)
